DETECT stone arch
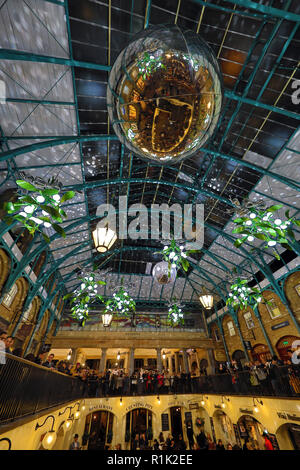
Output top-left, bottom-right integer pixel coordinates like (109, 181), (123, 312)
(15, 296), (42, 354)
(222, 313), (239, 358)
(212, 409), (236, 446)
(0, 248), (11, 294)
(284, 271), (300, 324)
(236, 414), (267, 450)
(0, 277), (29, 332)
(275, 422), (300, 450)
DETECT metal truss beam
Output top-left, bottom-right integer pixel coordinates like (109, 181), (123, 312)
(223, 0), (300, 22)
(0, 49), (111, 71)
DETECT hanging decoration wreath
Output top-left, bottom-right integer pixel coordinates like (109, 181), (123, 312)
(157, 239), (198, 278)
(226, 277), (264, 311)
(232, 204), (300, 259)
(2, 180), (75, 243)
(63, 273), (105, 325)
(104, 286), (136, 318)
(167, 300), (185, 326)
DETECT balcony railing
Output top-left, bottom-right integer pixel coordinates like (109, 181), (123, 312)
(0, 354), (84, 424)
(0, 355), (299, 425)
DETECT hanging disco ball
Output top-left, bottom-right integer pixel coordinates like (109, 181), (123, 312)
(152, 261), (177, 285)
(107, 24), (223, 164)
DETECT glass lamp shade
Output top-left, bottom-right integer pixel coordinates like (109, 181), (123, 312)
(92, 226), (117, 253)
(152, 261), (177, 285)
(63, 419), (73, 433)
(42, 431), (57, 450)
(199, 294), (214, 309)
(107, 24), (223, 165)
(102, 312), (113, 327)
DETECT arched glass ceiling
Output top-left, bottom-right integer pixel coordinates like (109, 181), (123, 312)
(0, 0), (299, 314)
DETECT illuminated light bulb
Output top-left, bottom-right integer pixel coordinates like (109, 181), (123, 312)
(36, 195), (45, 203)
(254, 406), (259, 413)
(74, 411), (80, 419)
(82, 406), (85, 411)
(201, 400), (205, 406)
(268, 240), (276, 247)
(24, 205), (35, 214)
(274, 219), (282, 225)
(221, 403), (225, 408)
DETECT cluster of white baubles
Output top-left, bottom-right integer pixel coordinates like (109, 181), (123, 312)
(242, 212), (291, 246)
(163, 245), (187, 269)
(19, 193), (61, 228)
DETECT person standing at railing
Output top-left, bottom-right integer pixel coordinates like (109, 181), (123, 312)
(4, 336), (14, 355)
(42, 353), (55, 369)
(0, 331), (5, 366)
(69, 434), (81, 450)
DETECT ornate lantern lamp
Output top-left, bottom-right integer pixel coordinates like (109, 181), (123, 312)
(92, 226), (117, 253)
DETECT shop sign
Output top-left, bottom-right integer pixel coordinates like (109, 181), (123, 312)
(89, 404), (112, 411)
(189, 403), (199, 409)
(271, 321), (289, 330)
(239, 408), (253, 414)
(126, 402), (153, 412)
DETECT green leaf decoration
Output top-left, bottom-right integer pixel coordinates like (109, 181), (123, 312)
(40, 204), (62, 221)
(42, 233), (50, 243)
(41, 188), (59, 196)
(61, 191), (75, 203)
(52, 223), (66, 238)
(16, 180), (37, 191)
(267, 205), (283, 212)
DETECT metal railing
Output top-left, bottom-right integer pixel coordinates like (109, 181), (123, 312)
(82, 367), (300, 399)
(0, 356), (299, 425)
(0, 354), (84, 424)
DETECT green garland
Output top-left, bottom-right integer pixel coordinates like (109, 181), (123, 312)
(232, 204), (300, 259)
(226, 277), (264, 311)
(104, 286), (136, 318)
(2, 180), (75, 243)
(63, 273), (105, 325)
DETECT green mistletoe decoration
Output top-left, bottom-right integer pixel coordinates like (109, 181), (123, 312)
(167, 301), (185, 326)
(232, 204), (300, 259)
(104, 286), (136, 318)
(159, 239), (198, 277)
(2, 180), (75, 243)
(63, 273), (105, 325)
(226, 277), (264, 311)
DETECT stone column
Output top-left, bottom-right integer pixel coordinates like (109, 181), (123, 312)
(129, 347), (135, 375)
(183, 349), (189, 373)
(99, 347), (107, 373)
(124, 351), (129, 372)
(168, 355), (173, 374)
(174, 351), (179, 373)
(70, 348), (78, 364)
(156, 348), (162, 372)
(207, 348), (216, 375)
(195, 349), (200, 371)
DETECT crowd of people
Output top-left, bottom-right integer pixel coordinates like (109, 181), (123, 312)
(69, 430), (275, 451)
(1, 328), (299, 398)
(36, 351), (300, 398)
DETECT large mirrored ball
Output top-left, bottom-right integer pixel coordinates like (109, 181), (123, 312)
(152, 261), (177, 285)
(107, 24), (223, 164)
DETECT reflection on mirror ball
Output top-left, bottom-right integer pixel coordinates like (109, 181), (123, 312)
(107, 24), (223, 164)
(152, 261), (177, 285)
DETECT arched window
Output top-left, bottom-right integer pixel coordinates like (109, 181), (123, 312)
(227, 321), (235, 336)
(2, 284), (18, 308)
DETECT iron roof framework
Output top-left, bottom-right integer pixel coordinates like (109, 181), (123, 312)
(0, 0), (299, 322)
